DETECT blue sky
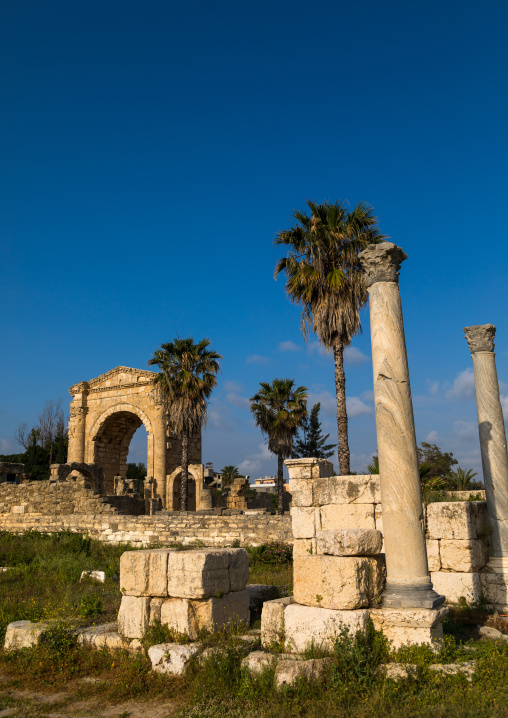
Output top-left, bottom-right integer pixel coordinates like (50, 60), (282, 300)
(1, 0), (507, 480)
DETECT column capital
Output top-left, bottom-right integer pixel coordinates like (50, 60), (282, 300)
(358, 242), (408, 288)
(464, 324), (496, 353)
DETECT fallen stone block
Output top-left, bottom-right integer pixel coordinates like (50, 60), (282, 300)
(241, 650), (277, 675)
(76, 622), (121, 648)
(316, 529), (383, 556)
(117, 595), (150, 639)
(160, 589), (250, 640)
(431, 571), (482, 605)
(429, 661), (476, 681)
(80, 570), (106, 583)
(284, 604), (369, 653)
(274, 658), (332, 688)
(293, 554), (385, 609)
(378, 663), (417, 680)
(261, 596), (295, 647)
(120, 548), (172, 597)
(246, 584), (279, 618)
(4, 620), (52, 651)
(148, 642), (200, 675)
(167, 549), (248, 599)
(370, 606), (449, 649)
(479, 625), (508, 640)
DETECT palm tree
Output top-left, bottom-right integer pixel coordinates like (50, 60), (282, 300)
(221, 465), (241, 487)
(275, 200), (386, 475)
(446, 467), (479, 491)
(149, 337), (222, 511)
(250, 379), (307, 515)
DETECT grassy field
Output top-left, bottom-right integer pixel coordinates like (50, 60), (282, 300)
(0, 531), (507, 718)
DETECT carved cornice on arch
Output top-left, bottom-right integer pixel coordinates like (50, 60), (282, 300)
(89, 403), (154, 440)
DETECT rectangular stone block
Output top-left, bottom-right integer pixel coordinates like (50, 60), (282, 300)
(288, 479), (313, 507)
(167, 548), (245, 599)
(291, 507), (320, 539)
(117, 595), (150, 638)
(284, 458), (334, 480)
(261, 596), (294, 647)
(320, 504), (375, 531)
(160, 590), (250, 640)
(284, 604), (369, 652)
(293, 554), (385, 609)
(480, 571), (508, 610)
(426, 540), (441, 572)
(474, 501), (490, 540)
(370, 607), (449, 649)
(440, 539), (489, 573)
(430, 571), (481, 605)
(120, 548), (172, 597)
(293, 538), (316, 557)
(426, 502), (477, 540)
(316, 529), (383, 556)
(313, 475), (380, 506)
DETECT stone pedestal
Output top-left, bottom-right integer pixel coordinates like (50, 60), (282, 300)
(370, 607), (449, 649)
(359, 242), (444, 611)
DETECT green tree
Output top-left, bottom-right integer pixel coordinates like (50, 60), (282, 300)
(275, 200), (385, 475)
(126, 462), (147, 483)
(149, 337), (222, 511)
(220, 465), (241, 486)
(446, 466), (481, 491)
(250, 378), (307, 515)
(417, 442), (458, 480)
(292, 402), (336, 459)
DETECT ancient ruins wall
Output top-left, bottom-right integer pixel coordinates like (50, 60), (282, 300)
(0, 478), (121, 516)
(0, 512), (292, 547)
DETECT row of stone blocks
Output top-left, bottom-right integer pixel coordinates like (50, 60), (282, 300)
(118, 548), (251, 640)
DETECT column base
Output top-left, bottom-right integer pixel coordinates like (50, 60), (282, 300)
(370, 606), (449, 649)
(382, 582), (445, 609)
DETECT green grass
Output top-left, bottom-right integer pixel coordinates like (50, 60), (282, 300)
(0, 533), (507, 717)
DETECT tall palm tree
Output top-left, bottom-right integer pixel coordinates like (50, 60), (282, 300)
(220, 465), (241, 487)
(274, 200), (385, 475)
(149, 337), (222, 511)
(250, 378), (307, 515)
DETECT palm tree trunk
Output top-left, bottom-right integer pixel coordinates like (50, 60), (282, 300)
(277, 453), (284, 516)
(181, 432), (189, 511)
(333, 342), (351, 475)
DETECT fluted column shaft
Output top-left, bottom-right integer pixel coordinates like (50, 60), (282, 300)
(359, 242), (443, 609)
(465, 324), (508, 558)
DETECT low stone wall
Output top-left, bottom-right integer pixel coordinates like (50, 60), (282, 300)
(0, 477), (121, 516)
(0, 513), (292, 547)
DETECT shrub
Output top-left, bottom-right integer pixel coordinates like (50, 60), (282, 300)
(246, 542), (292, 565)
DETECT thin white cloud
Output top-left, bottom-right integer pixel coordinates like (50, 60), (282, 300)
(425, 430), (440, 442)
(453, 420), (477, 441)
(307, 341), (331, 358)
(246, 355), (270, 365)
(0, 438), (12, 453)
(426, 380), (440, 397)
(307, 390), (336, 416)
(208, 410), (232, 431)
(278, 340), (302, 353)
(361, 390), (374, 402)
(346, 396), (374, 417)
(224, 380), (243, 393)
(501, 394), (508, 420)
(445, 368), (475, 400)
(238, 442), (273, 477)
(344, 346), (369, 365)
(226, 392), (250, 409)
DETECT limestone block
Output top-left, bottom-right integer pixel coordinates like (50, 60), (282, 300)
(313, 475), (381, 506)
(426, 540), (441, 572)
(292, 538), (316, 557)
(246, 584), (279, 616)
(316, 529), (383, 556)
(426, 502), (477, 540)
(440, 540), (489, 572)
(274, 658), (332, 688)
(479, 625), (506, 640)
(80, 570), (106, 583)
(284, 458), (334, 480)
(261, 596), (295, 647)
(294, 555), (385, 609)
(378, 663), (417, 680)
(160, 590), (250, 640)
(284, 604), (369, 653)
(4, 620), (51, 651)
(319, 504), (376, 531)
(148, 642), (201, 675)
(429, 662), (476, 680)
(117, 595), (150, 638)
(149, 597), (164, 625)
(229, 549), (250, 592)
(120, 549), (171, 597)
(167, 549), (238, 599)
(241, 650), (277, 675)
(288, 479), (313, 507)
(369, 607), (449, 649)
(430, 571), (482, 605)
(291, 508), (319, 539)
(474, 501), (490, 540)
(76, 622), (120, 647)
(480, 572), (508, 610)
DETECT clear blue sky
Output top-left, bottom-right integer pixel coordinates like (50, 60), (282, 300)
(1, 0), (507, 479)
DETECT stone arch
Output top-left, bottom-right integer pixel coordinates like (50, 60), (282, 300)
(166, 465), (202, 511)
(89, 404), (154, 441)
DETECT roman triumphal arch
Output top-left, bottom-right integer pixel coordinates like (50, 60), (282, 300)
(67, 366), (202, 506)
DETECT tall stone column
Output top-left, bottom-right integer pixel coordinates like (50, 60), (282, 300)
(464, 324), (508, 563)
(359, 242), (444, 609)
(153, 410), (167, 507)
(67, 382), (89, 464)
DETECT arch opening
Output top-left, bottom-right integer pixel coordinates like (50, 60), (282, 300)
(93, 411), (145, 494)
